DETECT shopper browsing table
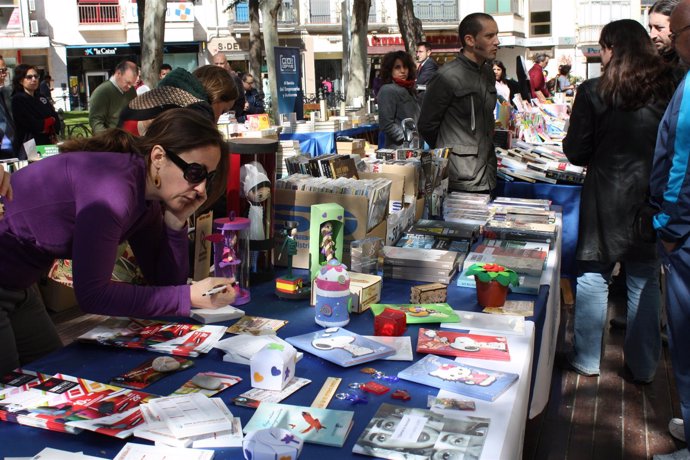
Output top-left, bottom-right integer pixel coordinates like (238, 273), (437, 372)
(0, 108), (236, 376)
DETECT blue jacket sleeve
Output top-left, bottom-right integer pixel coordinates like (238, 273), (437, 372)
(650, 75), (690, 243)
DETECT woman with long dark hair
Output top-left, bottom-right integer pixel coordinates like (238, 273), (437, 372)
(561, 19), (675, 383)
(377, 50), (420, 148)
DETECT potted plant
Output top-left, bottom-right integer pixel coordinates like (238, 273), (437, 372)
(465, 263), (520, 308)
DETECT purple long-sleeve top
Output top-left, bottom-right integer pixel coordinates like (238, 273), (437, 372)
(0, 151), (192, 317)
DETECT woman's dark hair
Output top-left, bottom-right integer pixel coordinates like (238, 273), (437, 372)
(597, 19), (675, 110)
(12, 64), (38, 95)
(60, 108), (229, 206)
(558, 65), (571, 76)
(193, 65), (239, 103)
(493, 60), (507, 83)
(379, 51), (416, 84)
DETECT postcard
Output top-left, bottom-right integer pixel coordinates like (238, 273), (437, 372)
(285, 328), (395, 367)
(416, 329), (511, 361)
(226, 316), (288, 336)
(171, 372), (242, 397)
(352, 403), (489, 459)
(369, 303), (460, 324)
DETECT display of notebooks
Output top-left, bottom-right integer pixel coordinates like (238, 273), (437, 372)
(0, 373), (155, 437)
(397, 355), (518, 402)
(416, 328), (511, 361)
(383, 246), (460, 271)
(352, 403), (489, 460)
(395, 233), (470, 254)
(285, 327), (396, 367)
(383, 265), (458, 285)
(243, 402), (354, 447)
(369, 303), (460, 324)
(77, 318), (226, 357)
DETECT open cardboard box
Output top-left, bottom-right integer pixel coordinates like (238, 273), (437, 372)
(274, 189), (387, 269)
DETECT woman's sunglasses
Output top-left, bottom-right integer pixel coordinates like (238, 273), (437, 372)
(164, 149), (216, 190)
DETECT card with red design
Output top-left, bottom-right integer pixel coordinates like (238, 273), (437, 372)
(416, 328), (511, 361)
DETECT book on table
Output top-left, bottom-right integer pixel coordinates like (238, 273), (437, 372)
(243, 402), (354, 447)
(351, 403), (489, 460)
(416, 328), (511, 361)
(383, 246), (460, 271)
(397, 354), (518, 402)
(285, 327), (395, 367)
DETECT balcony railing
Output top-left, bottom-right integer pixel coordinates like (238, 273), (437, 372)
(412, 0), (458, 22)
(78, 4), (121, 24)
(234, 2), (297, 24)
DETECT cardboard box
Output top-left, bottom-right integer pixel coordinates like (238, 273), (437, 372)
(348, 272), (382, 314)
(381, 163), (419, 203)
(336, 139), (365, 153)
(274, 189), (387, 269)
(359, 171), (404, 214)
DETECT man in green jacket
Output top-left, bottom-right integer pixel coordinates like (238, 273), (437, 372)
(88, 60), (138, 133)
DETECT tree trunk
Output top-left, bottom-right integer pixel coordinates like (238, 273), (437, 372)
(346, 0), (371, 107)
(140, 0), (166, 88)
(261, 0), (282, 124)
(396, 0), (424, 58)
(341, 0), (350, 94)
(137, 0), (145, 53)
(248, 0), (263, 96)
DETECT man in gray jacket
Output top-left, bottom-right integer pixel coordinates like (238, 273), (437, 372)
(418, 12), (499, 192)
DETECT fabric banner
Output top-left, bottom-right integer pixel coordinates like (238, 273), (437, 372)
(274, 46), (304, 120)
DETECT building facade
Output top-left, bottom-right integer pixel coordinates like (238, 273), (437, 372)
(0, 0), (647, 111)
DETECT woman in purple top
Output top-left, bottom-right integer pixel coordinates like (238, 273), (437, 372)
(0, 108), (236, 375)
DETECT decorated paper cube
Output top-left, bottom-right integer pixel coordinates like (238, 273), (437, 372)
(374, 307), (407, 336)
(243, 427), (303, 460)
(250, 342), (297, 391)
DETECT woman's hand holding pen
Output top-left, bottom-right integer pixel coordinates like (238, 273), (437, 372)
(190, 277), (236, 310)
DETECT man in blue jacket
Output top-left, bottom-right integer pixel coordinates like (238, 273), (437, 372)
(650, 2), (690, 459)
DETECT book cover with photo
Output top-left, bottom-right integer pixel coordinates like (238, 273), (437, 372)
(243, 402), (354, 447)
(77, 318), (226, 357)
(397, 355), (518, 402)
(0, 373), (156, 437)
(416, 329), (511, 361)
(285, 328), (395, 367)
(352, 403), (489, 460)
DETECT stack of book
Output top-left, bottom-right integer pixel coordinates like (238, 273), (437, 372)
(283, 154), (360, 179)
(496, 142), (586, 184)
(443, 191), (493, 226)
(395, 219), (479, 255)
(456, 239), (549, 294)
(314, 120), (339, 132)
(276, 140), (302, 178)
(336, 137), (365, 156)
(382, 246), (461, 284)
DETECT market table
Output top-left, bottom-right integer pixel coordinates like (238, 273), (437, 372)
(0, 229), (561, 459)
(279, 124), (379, 157)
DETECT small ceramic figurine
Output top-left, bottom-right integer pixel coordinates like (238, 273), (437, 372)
(240, 162), (271, 273)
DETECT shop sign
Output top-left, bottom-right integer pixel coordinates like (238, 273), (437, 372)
(84, 47), (118, 56)
(580, 45), (601, 58)
(207, 37), (246, 55)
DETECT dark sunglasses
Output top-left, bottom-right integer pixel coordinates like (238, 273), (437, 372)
(164, 149), (217, 189)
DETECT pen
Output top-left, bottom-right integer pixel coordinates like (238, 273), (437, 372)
(202, 284), (228, 296)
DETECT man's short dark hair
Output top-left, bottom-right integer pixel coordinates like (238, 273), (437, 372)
(458, 12), (495, 47)
(417, 41), (432, 51)
(534, 53), (549, 64)
(115, 60), (137, 74)
(159, 63), (172, 72)
(650, 0), (679, 16)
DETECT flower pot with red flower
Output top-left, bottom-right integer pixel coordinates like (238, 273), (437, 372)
(465, 263), (520, 308)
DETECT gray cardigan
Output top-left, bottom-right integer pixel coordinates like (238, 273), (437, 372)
(377, 83), (420, 148)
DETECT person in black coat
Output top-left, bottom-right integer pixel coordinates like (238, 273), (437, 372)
(378, 51), (420, 148)
(11, 64), (60, 159)
(561, 20), (676, 383)
(415, 41), (439, 104)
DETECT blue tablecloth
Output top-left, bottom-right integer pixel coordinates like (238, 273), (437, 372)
(495, 180), (582, 278)
(0, 269), (549, 458)
(280, 124), (379, 157)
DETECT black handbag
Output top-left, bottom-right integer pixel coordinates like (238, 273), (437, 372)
(633, 200), (658, 244)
